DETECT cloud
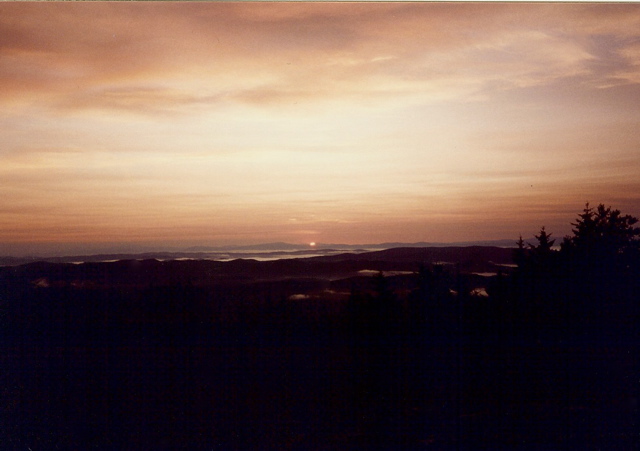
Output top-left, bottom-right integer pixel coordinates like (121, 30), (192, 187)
(55, 86), (229, 116)
(2, 3), (639, 115)
(288, 294), (310, 301)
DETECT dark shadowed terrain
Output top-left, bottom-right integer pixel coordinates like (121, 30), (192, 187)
(1, 242), (637, 449)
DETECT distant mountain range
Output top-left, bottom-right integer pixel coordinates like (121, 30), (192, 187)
(1, 239), (526, 262)
(184, 239), (522, 252)
(0, 240), (524, 267)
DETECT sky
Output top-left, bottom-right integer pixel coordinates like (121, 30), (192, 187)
(2, 2), (640, 255)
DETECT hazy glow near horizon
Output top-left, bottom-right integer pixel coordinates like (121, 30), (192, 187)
(2, 3), (640, 254)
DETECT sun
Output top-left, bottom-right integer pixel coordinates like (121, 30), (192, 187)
(309, 242), (316, 247)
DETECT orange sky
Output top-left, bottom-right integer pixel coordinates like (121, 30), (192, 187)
(2, 2), (640, 255)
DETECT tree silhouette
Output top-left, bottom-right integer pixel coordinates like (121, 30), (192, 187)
(556, 203), (640, 317)
(531, 226), (555, 253)
(562, 202), (639, 263)
(562, 203), (639, 281)
(513, 234), (527, 269)
(527, 226), (557, 274)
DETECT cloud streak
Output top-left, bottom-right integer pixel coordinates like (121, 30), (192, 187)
(4, 3), (639, 114)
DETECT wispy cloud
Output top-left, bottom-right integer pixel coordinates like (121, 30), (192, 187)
(3, 3), (639, 114)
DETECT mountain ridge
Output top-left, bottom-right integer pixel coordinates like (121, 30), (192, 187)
(0, 241), (522, 267)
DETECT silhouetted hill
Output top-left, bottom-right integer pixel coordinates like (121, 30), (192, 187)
(0, 246), (513, 289)
(2, 242), (636, 450)
(0, 240), (523, 266)
(312, 246), (513, 266)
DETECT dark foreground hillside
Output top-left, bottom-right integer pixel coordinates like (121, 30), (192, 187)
(1, 242), (638, 449)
